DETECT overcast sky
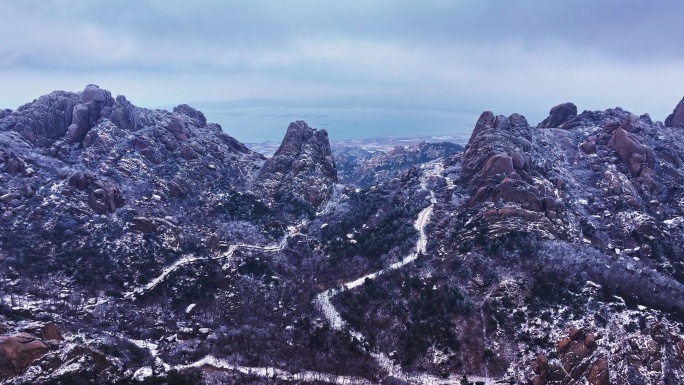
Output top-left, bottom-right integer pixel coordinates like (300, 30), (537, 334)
(1, 0), (683, 143)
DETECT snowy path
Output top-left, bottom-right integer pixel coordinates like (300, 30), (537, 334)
(124, 223), (305, 299)
(121, 161), (499, 383)
(176, 356), (372, 384)
(125, 337), (372, 384)
(315, 161), (500, 385)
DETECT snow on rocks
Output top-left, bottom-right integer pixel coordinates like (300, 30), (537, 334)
(123, 219), (307, 299)
(313, 161), (502, 384)
(176, 355), (371, 384)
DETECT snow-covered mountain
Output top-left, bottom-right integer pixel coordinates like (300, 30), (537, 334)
(1, 86), (684, 385)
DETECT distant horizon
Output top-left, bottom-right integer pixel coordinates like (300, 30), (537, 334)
(2, 88), (679, 144)
(2, 1), (683, 144)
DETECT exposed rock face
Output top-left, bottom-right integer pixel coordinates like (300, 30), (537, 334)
(0, 85), (270, 323)
(461, 111), (566, 237)
(665, 96), (684, 127)
(40, 323), (62, 341)
(532, 328), (606, 385)
(607, 116), (655, 177)
(19, 322), (63, 342)
(87, 180), (125, 215)
(530, 322), (684, 385)
(66, 85), (115, 143)
(3, 153), (25, 175)
(537, 102), (577, 128)
(256, 120), (337, 206)
(0, 333), (49, 379)
(0, 91), (79, 146)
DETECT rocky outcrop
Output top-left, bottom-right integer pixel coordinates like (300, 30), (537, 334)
(68, 173), (124, 214)
(256, 120), (337, 206)
(531, 322), (684, 385)
(461, 111), (566, 237)
(3, 153), (25, 175)
(67, 84), (115, 143)
(87, 181), (124, 215)
(0, 85), (116, 146)
(665, 96), (684, 127)
(0, 333), (49, 379)
(555, 106), (631, 131)
(19, 322), (63, 342)
(0, 91), (79, 146)
(531, 328), (606, 385)
(537, 103), (577, 128)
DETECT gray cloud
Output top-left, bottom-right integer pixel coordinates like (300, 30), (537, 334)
(1, 0), (683, 142)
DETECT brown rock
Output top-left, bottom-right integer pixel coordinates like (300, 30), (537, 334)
(608, 127), (640, 164)
(665, 95), (684, 127)
(586, 357), (609, 385)
(557, 337), (572, 353)
(166, 114), (190, 141)
(0, 333), (49, 378)
(548, 363), (566, 381)
(68, 172), (96, 190)
(569, 340), (590, 357)
(580, 140), (597, 154)
(88, 181), (124, 214)
(482, 154), (514, 176)
(40, 322), (62, 341)
(569, 327), (584, 341)
(620, 114), (644, 133)
(562, 341), (591, 379)
(256, 120), (338, 207)
(67, 103), (90, 143)
(584, 333), (597, 349)
(510, 152), (525, 170)
(537, 102), (578, 128)
(533, 354), (549, 377)
(400, 166), (419, 183)
(629, 153), (644, 176)
(5, 154), (25, 174)
(650, 322), (667, 344)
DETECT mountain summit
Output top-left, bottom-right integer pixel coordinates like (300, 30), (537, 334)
(256, 120), (337, 206)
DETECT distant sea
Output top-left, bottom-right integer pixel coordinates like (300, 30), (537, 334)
(198, 105), (479, 144)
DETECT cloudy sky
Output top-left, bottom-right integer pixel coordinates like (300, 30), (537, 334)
(1, 0), (683, 143)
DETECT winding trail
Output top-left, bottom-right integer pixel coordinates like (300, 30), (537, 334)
(124, 223), (306, 299)
(315, 162), (499, 384)
(121, 161), (498, 384)
(176, 356), (372, 384)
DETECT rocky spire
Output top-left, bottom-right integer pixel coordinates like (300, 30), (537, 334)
(256, 120), (337, 207)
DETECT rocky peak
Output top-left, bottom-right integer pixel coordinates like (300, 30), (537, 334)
(256, 120), (337, 206)
(67, 84), (115, 143)
(537, 102), (578, 128)
(462, 111), (533, 186)
(665, 95), (684, 127)
(462, 111), (567, 238)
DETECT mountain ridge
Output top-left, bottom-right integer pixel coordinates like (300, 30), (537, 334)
(1, 86), (684, 384)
